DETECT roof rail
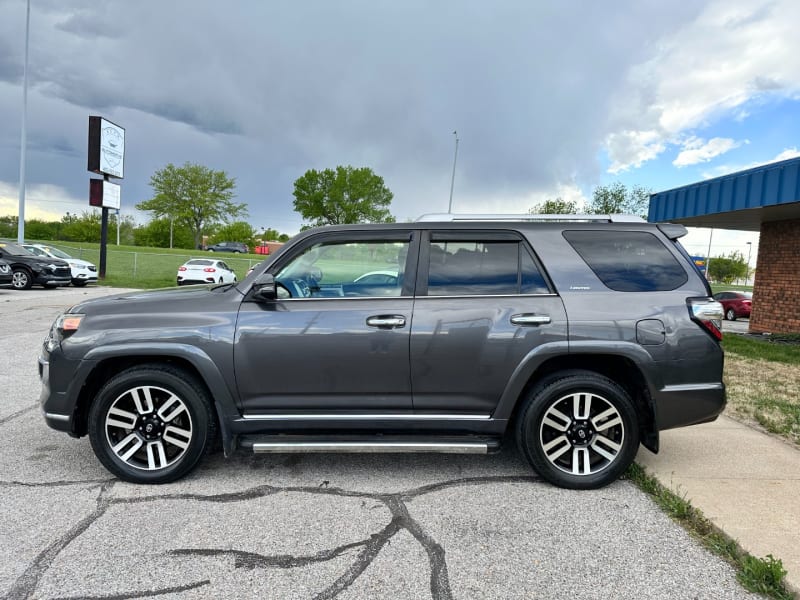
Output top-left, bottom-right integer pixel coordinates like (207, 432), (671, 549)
(415, 213), (646, 223)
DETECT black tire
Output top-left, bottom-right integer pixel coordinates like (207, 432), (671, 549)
(726, 308), (736, 321)
(11, 268), (32, 290)
(73, 280), (88, 287)
(516, 370), (639, 490)
(88, 364), (217, 484)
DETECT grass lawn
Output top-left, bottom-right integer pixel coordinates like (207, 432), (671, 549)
(723, 334), (800, 446)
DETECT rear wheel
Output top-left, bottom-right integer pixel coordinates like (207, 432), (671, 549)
(88, 365), (217, 484)
(726, 308), (736, 321)
(516, 370), (639, 489)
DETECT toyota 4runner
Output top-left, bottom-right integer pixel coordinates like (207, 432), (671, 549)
(39, 215), (725, 489)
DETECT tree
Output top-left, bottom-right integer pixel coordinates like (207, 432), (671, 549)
(133, 218), (194, 249)
(708, 251), (748, 284)
(528, 197), (580, 214)
(136, 162), (247, 249)
(292, 165), (394, 228)
(589, 182), (651, 218)
(212, 221), (258, 248)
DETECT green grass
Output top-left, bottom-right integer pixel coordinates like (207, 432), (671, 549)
(626, 463), (795, 600)
(29, 240), (266, 288)
(723, 334), (800, 365)
(711, 283), (754, 293)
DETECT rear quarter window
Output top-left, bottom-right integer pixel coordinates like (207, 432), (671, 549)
(562, 230), (688, 292)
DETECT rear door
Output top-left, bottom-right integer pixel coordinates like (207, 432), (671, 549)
(410, 230), (568, 413)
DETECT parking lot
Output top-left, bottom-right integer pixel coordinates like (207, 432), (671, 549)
(0, 286), (759, 599)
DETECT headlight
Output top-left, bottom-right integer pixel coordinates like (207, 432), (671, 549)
(69, 262), (79, 268)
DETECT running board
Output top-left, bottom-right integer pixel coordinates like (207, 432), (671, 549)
(241, 435), (500, 455)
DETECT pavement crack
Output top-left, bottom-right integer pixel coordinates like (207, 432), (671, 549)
(48, 579), (211, 599)
(0, 404), (37, 426)
(4, 480), (116, 600)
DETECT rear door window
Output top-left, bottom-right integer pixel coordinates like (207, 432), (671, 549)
(563, 230), (688, 292)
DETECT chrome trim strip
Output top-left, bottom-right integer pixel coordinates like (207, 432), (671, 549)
(661, 383), (724, 392)
(45, 412), (71, 422)
(241, 413), (492, 421)
(252, 442), (488, 454)
(276, 293), (558, 301)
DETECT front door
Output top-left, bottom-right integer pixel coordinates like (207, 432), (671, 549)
(234, 230), (417, 413)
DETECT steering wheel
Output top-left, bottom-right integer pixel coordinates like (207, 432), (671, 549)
(293, 279), (311, 297)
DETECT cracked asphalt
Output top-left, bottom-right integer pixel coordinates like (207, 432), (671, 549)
(0, 285), (759, 599)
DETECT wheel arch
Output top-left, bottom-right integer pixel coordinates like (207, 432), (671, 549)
(496, 348), (659, 453)
(72, 344), (236, 455)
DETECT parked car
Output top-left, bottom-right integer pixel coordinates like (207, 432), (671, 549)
(206, 241), (248, 254)
(21, 243), (97, 287)
(713, 291), (752, 320)
(0, 258), (12, 285)
(177, 258), (238, 286)
(0, 241), (72, 289)
(40, 215), (725, 489)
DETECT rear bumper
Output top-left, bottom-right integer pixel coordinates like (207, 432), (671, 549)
(653, 382), (727, 431)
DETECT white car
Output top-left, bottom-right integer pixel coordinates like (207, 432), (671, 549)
(177, 258), (238, 286)
(22, 243), (98, 287)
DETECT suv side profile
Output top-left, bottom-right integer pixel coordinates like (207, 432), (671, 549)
(207, 241), (249, 254)
(39, 215), (725, 489)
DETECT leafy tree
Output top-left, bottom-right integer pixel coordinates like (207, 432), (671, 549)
(61, 211), (103, 242)
(133, 218), (194, 249)
(589, 182), (651, 218)
(528, 198), (580, 214)
(0, 216), (17, 238)
(708, 251), (748, 284)
(211, 221), (257, 248)
(136, 162), (247, 249)
(292, 165), (394, 228)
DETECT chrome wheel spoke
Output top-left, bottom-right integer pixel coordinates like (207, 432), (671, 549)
(106, 407), (137, 430)
(542, 435), (571, 462)
(571, 447), (591, 475)
(157, 394), (185, 422)
(113, 433), (143, 462)
(591, 435), (622, 462)
(146, 441), (168, 470)
(572, 393), (592, 420)
(542, 407), (571, 432)
(163, 425), (191, 450)
(130, 387), (155, 414)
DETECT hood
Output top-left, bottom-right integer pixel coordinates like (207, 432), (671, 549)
(67, 283), (243, 316)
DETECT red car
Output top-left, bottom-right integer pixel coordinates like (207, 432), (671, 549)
(713, 291), (752, 321)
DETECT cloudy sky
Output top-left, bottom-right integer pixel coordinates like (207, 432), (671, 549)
(1, 0), (799, 261)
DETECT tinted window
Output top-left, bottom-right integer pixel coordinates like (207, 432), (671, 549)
(427, 240), (548, 296)
(563, 231), (688, 292)
(276, 239), (409, 298)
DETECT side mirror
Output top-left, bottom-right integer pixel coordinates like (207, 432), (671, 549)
(252, 273), (277, 301)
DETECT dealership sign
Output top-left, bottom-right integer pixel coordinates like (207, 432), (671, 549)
(88, 116), (125, 179)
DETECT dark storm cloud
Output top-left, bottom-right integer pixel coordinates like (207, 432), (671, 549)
(0, 0), (709, 229)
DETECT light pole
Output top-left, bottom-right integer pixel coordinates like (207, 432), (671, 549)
(17, 0), (31, 244)
(745, 241), (752, 286)
(705, 228), (713, 282)
(448, 130), (459, 213)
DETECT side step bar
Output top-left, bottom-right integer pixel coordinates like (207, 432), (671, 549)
(241, 435), (501, 455)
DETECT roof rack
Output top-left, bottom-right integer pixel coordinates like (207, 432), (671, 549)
(415, 213), (646, 223)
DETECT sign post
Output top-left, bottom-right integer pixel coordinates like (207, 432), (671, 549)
(87, 117), (125, 279)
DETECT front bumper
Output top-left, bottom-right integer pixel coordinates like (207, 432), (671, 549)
(39, 350), (93, 435)
(33, 273), (72, 287)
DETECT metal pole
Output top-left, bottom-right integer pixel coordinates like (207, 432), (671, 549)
(116, 209), (121, 245)
(705, 229), (713, 282)
(17, 0), (31, 244)
(170, 218), (174, 249)
(448, 130), (459, 213)
(745, 241), (752, 286)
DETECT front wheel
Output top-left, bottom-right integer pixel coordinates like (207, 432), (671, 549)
(726, 308), (736, 321)
(11, 268), (32, 290)
(73, 280), (88, 287)
(88, 365), (217, 484)
(516, 371), (639, 489)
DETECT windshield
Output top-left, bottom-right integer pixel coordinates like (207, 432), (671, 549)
(0, 242), (32, 256)
(43, 246), (72, 259)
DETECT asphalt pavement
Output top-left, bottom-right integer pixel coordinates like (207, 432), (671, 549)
(0, 285), (767, 599)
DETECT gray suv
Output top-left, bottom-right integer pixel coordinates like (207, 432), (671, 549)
(39, 215), (725, 489)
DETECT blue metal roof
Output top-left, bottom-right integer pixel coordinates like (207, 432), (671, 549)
(648, 156), (800, 230)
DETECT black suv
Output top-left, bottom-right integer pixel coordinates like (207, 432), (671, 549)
(39, 215), (725, 489)
(206, 241), (249, 253)
(0, 241), (72, 289)
(0, 258), (12, 286)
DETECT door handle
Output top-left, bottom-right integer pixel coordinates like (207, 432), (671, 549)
(510, 313), (551, 326)
(366, 315), (406, 329)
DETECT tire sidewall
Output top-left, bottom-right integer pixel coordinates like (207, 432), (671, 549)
(12, 268), (32, 290)
(88, 367), (213, 484)
(517, 372), (639, 490)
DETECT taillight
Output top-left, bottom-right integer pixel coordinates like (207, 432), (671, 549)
(687, 298), (724, 341)
(178, 266), (187, 271)
(203, 267), (217, 273)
